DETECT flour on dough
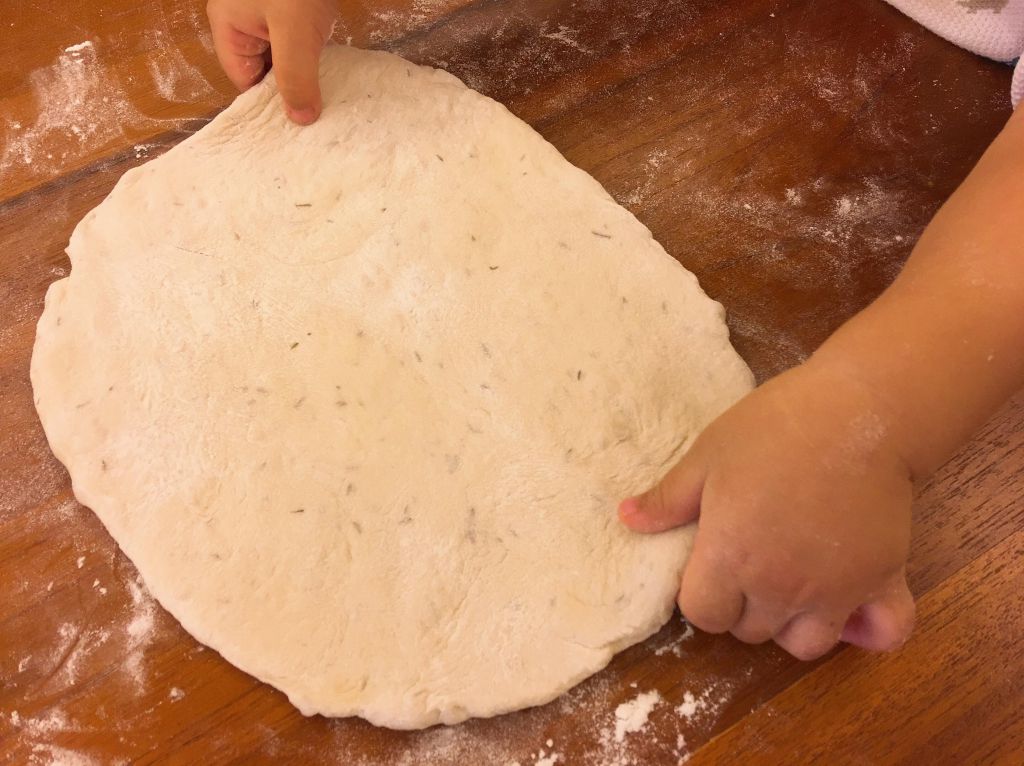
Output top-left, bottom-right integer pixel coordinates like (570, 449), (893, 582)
(31, 45), (753, 729)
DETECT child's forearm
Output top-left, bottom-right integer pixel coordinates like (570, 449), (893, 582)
(807, 105), (1024, 480)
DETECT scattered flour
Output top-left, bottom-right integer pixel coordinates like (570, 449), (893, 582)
(677, 692), (703, 719)
(29, 744), (99, 766)
(1, 42), (127, 174)
(60, 628), (112, 686)
(533, 749), (561, 766)
(623, 148), (677, 208)
(676, 685), (730, 723)
(21, 709), (74, 738)
(5, 569), (176, 760)
(654, 622), (696, 657)
(688, 175), (914, 267)
(367, 9), (433, 45)
(44, 623), (81, 676)
(385, 722), (524, 766)
(613, 690), (662, 743)
(143, 29), (216, 103)
(303, 650), (738, 766)
(646, 149), (668, 169)
(123, 577), (158, 691)
(594, 688), (665, 766)
(1, 24), (216, 189)
(540, 24), (595, 56)
(383, 0), (702, 121)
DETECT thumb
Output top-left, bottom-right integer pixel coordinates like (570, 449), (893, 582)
(618, 441), (708, 534)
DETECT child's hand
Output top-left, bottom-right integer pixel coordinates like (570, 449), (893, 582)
(207, 0), (338, 124)
(621, 106), (1024, 661)
(619, 361), (917, 660)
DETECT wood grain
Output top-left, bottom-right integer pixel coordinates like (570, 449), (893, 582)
(1, 0), (1021, 763)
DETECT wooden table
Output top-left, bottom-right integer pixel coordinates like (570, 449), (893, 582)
(2, 1), (1022, 763)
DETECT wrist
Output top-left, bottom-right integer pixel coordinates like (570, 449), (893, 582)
(791, 352), (925, 483)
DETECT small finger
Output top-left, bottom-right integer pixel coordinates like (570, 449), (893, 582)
(267, 15), (330, 124)
(774, 610), (846, 661)
(209, 14), (271, 91)
(677, 540), (746, 634)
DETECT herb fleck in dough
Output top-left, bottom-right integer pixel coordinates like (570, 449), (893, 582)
(31, 46), (753, 729)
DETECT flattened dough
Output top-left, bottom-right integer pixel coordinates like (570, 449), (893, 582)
(31, 46), (753, 728)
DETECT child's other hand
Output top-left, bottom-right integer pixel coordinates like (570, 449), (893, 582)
(207, 0), (338, 124)
(619, 361), (916, 660)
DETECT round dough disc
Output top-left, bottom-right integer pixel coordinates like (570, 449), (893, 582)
(31, 46), (753, 728)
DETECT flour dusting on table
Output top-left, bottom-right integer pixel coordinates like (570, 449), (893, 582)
(653, 621), (696, 657)
(143, 29), (216, 104)
(2, 557), (174, 765)
(28, 744), (99, 766)
(612, 690), (662, 743)
(59, 628), (111, 686)
(1, 42), (138, 178)
(1, 3), (220, 191)
(123, 577), (159, 691)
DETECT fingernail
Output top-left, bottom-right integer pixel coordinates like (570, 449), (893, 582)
(288, 106), (318, 125)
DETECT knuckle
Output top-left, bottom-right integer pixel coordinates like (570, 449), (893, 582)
(786, 638), (831, 662)
(677, 596), (731, 635)
(731, 625), (774, 645)
(778, 614), (842, 661)
(779, 629), (836, 660)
